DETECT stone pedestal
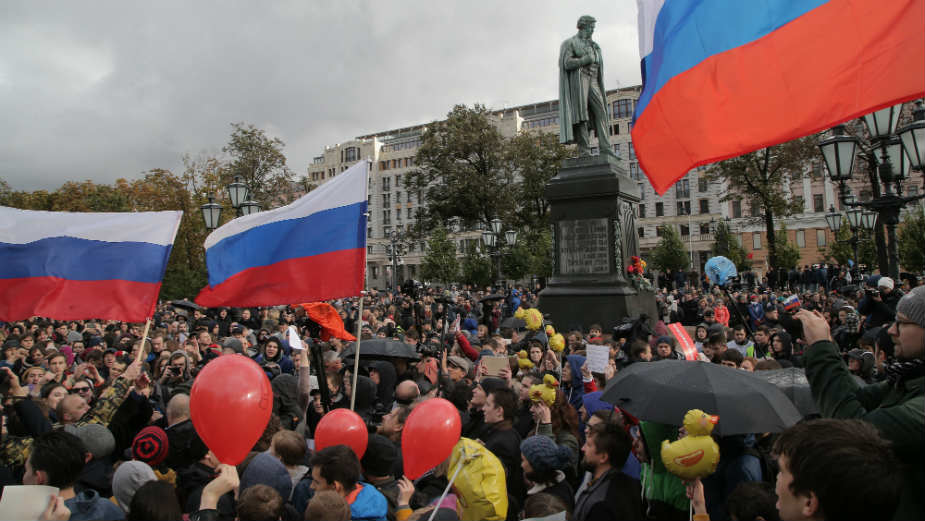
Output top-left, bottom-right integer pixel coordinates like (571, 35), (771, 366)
(538, 155), (657, 332)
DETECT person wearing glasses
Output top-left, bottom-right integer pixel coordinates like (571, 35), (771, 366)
(796, 284), (924, 521)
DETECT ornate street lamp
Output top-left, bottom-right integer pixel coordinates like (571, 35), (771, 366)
(490, 218), (503, 235)
(861, 210), (878, 231)
(846, 206), (862, 229)
(239, 199), (262, 216)
(819, 125), (858, 183)
(897, 100), (925, 171)
(505, 229), (518, 246)
(824, 206), (842, 234)
(226, 176), (249, 209)
(200, 195), (223, 231)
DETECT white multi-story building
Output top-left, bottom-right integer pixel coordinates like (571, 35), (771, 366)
(302, 88), (924, 288)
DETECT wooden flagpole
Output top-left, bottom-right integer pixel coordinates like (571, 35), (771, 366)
(350, 291), (365, 411)
(135, 317), (152, 365)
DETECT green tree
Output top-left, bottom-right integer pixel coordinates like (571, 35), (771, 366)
(420, 224), (459, 284)
(824, 219), (878, 269)
(774, 228), (802, 270)
(705, 137), (816, 273)
(407, 105), (516, 232)
(898, 207), (925, 272)
(460, 248), (493, 287)
(650, 225), (689, 273)
(711, 221), (752, 271)
(223, 122), (294, 207)
(506, 131), (570, 230)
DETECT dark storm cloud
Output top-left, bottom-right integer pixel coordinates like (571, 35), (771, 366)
(0, 1), (640, 190)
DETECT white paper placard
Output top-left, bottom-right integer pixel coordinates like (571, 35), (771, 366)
(0, 485), (59, 521)
(586, 344), (610, 374)
(287, 325), (304, 350)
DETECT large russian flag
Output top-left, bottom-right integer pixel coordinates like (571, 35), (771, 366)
(633, 0), (925, 195)
(195, 160), (368, 308)
(0, 207), (182, 321)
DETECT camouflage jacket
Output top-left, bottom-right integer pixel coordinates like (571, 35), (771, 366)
(1, 377), (131, 468)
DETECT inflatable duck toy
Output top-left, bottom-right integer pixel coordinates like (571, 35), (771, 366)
(549, 333), (565, 353)
(517, 350), (535, 370)
(524, 308), (543, 331)
(529, 374), (558, 406)
(660, 409), (720, 481)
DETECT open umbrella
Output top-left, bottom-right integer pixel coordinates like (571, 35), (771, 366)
(171, 299), (204, 312)
(752, 367), (819, 417)
(601, 360), (801, 435)
(339, 338), (421, 361)
(499, 317), (526, 330)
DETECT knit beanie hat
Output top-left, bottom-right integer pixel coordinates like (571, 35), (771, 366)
(63, 423), (115, 460)
(133, 426), (169, 467)
(897, 285), (925, 329)
(240, 451), (292, 502)
(520, 435), (571, 473)
(112, 460), (157, 512)
(361, 434), (398, 477)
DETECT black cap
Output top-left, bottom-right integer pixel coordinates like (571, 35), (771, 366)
(361, 434), (398, 477)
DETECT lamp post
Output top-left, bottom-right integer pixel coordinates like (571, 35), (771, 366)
(481, 218), (517, 286)
(825, 203), (878, 278)
(386, 230), (405, 291)
(200, 177), (263, 230)
(818, 100), (925, 279)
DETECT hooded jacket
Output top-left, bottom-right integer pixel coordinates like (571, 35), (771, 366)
(352, 375), (380, 422)
(367, 361), (397, 411)
(347, 482), (389, 521)
(64, 489), (126, 521)
(564, 355), (586, 411)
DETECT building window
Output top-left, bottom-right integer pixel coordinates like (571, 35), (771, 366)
(813, 194), (824, 213)
(750, 201), (761, 217)
(629, 162), (639, 180)
(656, 226), (663, 237)
(639, 204), (646, 218)
(732, 200), (742, 218)
(752, 234), (762, 250)
(379, 161), (388, 171)
(638, 227), (645, 238)
(680, 224), (690, 236)
(371, 266), (379, 278)
(676, 200), (691, 215)
(816, 229), (827, 247)
(700, 223), (711, 235)
(699, 199), (710, 214)
(382, 193), (390, 206)
(698, 177), (709, 192)
(345, 147), (359, 162)
(382, 210), (391, 225)
(639, 183), (645, 200)
(395, 191), (402, 204)
(675, 179), (690, 199)
(656, 202), (664, 217)
(613, 143), (621, 157)
(367, 245), (373, 254)
(610, 123), (620, 135)
(395, 174), (402, 188)
(628, 141), (636, 160)
(367, 228), (373, 239)
(796, 230), (806, 248)
(612, 99), (634, 119)
(382, 177), (391, 191)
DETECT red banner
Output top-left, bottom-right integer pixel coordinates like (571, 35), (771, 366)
(668, 322), (698, 361)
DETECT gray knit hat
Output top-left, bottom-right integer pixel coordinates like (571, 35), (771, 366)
(63, 423), (115, 460)
(896, 285), (925, 329)
(520, 435), (571, 473)
(112, 460), (156, 512)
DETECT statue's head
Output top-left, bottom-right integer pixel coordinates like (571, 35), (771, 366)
(577, 15), (596, 33)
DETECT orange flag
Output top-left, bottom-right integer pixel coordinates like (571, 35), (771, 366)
(299, 302), (356, 341)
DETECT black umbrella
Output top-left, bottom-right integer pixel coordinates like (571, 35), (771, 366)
(752, 367), (819, 417)
(170, 299), (204, 312)
(479, 294), (506, 304)
(500, 317), (526, 330)
(601, 360), (802, 435)
(339, 338), (421, 361)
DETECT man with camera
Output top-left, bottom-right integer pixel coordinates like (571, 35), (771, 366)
(797, 284), (924, 520)
(859, 276), (903, 330)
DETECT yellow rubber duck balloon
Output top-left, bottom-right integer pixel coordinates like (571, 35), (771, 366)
(517, 350), (535, 370)
(660, 409), (720, 481)
(524, 308), (543, 331)
(529, 374), (558, 406)
(549, 333), (565, 353)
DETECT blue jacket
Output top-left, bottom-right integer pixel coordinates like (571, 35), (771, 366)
(349, 482), (389, 521)
(65, 489), (125, 521)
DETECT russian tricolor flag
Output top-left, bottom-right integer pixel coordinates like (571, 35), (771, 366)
(633, 0), (925, 195)
(195, 160), (368, 308)
(0, 207), (182, 321)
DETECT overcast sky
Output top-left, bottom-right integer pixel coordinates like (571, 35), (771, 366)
(1, 1), (642, 191)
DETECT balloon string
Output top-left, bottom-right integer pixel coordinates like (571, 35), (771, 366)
(427, 448), (467, 521)
(350, 291), (365, 411)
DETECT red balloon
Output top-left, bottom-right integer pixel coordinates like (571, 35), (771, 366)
(402, 398), (461, 479)
(190, 355), (273, 465)
(314, 409), (368, 459)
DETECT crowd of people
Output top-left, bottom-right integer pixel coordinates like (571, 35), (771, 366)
(0, 272), (922, 521)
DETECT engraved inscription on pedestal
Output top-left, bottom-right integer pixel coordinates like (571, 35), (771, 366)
(558, 218), (610, 274)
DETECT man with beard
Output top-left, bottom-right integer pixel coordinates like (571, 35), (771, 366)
(573, 422), (643, 521)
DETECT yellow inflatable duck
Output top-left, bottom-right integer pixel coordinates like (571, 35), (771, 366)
(549, 333), (565, 353)
(514, 307), (527, 320)
(545, 324), (556, 337)
(517, 350), (534, 370)
(660, 409), (720, 481)
(524, 308), (543, 331)
(529, 374), (558, 406)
